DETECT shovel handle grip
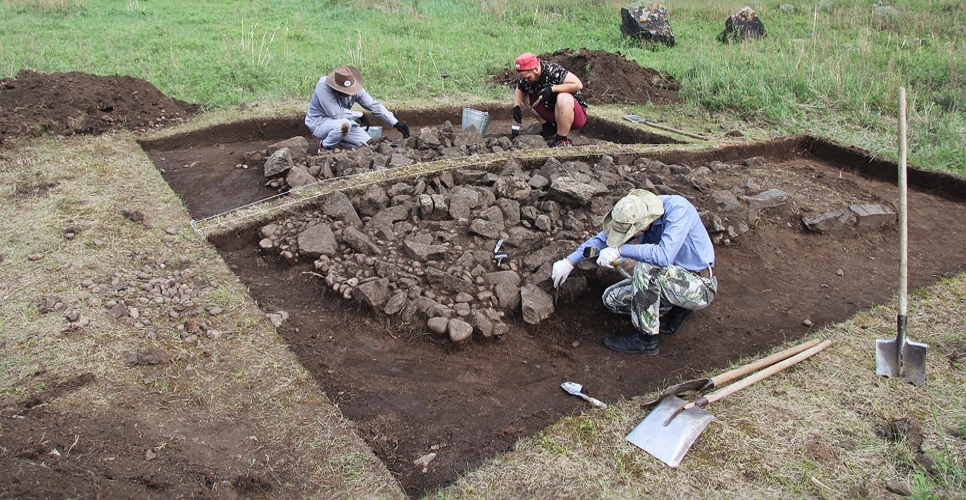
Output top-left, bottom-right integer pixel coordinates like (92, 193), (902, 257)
(695, 340), (832, 409)
(581, 394), (608, 410)
(711, 338), (822, 387)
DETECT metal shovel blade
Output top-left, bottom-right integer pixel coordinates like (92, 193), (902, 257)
(875, 338), (928, 386)
(625, 395), (714, 467)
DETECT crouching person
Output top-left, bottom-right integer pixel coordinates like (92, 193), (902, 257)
(551, 189), (717, 355)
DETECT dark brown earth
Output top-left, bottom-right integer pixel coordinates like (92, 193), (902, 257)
(0, 69), (197, 144)
(5, 65), (966, 499)
(149, 119), (966, 497)
(490, 48), (682, 106)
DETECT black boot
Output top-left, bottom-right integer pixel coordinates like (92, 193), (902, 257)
(604, 333), (659, 355)
(660, 306), (695, 336)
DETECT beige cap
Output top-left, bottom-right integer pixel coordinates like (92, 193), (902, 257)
(602, 189), (665, 247)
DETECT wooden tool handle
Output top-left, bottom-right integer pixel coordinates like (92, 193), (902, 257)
(581, 394), (608, 410)
(711, 338), (822, 387)
(702, 340), (831, 407)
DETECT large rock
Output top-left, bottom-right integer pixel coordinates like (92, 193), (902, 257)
(742, 189), (787, 211)
(850, 204), (896, 231)
(620, 3), (675, 46)
(520, 284), (554, 325)
(352, 278), (391, 308)
(323, 191), (362, 227)
(802, 209), (856, 233)
(546, 176), (602, 206)
(285, 165), (316, 189)
(448, 318), (474, 343)
(719, 6), (766, 43)
(425, 268), (477, 295)
(264, 147), (293, 177)
(401, 239), (447, 262)
(298, 224), (338, 258)
(342, 226), (381, 255)
(267, 136), (310, 163)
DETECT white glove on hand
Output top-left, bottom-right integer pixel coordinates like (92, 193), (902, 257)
(551, 259), (574, 288)
(597, 246), (622, 269)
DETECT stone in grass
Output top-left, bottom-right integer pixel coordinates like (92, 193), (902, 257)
(620, 3), (675, 47)
(719, 6), (767, 43)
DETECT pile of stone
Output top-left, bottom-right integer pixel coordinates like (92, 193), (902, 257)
(254, 150), (787, 344)
(247, 121), (598, 192)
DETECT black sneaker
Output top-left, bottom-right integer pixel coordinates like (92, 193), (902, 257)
(604, 333), (659, 355)
(540, 121), (557, 138)
(659, 306), (695, 336)
(550, 135), (572, 148)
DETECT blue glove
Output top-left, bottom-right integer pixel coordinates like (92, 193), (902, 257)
(597, 247), (622, 269)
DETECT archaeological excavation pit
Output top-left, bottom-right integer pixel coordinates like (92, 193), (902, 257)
(141, 107), (966, 497)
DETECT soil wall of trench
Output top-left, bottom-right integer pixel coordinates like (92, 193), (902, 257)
(144, 114), (966, 497)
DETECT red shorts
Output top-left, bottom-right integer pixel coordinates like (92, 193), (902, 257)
(527, 93), (587, 129)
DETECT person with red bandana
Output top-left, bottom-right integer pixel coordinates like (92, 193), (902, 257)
(511, 52), (588, 148)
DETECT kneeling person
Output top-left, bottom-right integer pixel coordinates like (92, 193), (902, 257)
(551, 189), (717, 355)
(305, 65), (409, 153)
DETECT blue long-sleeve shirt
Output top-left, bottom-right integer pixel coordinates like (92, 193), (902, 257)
(566, 195), (715, 272)
(304, 76), (398, 136)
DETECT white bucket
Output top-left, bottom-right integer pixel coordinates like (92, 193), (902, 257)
(461, 108), (491, 135)
(365, 126), (382, 140)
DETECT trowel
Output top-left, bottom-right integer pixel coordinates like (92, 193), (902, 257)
(561, 381), (607, 409)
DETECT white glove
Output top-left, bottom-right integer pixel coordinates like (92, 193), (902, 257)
(551, 259), (574, 288)
(597, 246), (622, 269)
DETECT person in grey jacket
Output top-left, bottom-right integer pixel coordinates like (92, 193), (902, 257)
(305, 65), (409, 153)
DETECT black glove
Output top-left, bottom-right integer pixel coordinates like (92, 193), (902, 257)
(539, 86), (556, 104)
(512, 105), (523, 124)
(394, 121), (410, 138)
(359, 113), (371, 130)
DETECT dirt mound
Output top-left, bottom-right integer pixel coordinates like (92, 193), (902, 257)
(0, 69), (198, 144)
(490, 48), (681, 106)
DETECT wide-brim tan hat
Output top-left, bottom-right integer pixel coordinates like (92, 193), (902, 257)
(602, 189), (665, 248)
(325, 65), (364, 96)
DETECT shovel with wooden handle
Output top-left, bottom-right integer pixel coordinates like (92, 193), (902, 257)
(875, 87), (927, 386)
(626, 340), (831, 467)
(641, 338), (822, 406)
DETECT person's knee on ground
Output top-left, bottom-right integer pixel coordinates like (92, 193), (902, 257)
(322, 118), (354, 148)
(659, 305), (696, 335)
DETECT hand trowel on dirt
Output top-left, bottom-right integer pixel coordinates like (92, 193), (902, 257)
(875, 87), (927, 386)
(561, 382), (607, 409)
(626, 340), (831, 467)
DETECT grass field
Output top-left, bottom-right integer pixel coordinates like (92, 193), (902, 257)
(2, 0), (965, 498)
(2, 0), (964, 171)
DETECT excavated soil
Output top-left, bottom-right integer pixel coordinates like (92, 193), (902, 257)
(147, 120), (966, 496)
(0, 70), (197, 144)
(489, 48), (681, 106)
(5, 65), (966, 499)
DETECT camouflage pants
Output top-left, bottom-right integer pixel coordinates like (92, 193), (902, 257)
(602, 262), (717, 335)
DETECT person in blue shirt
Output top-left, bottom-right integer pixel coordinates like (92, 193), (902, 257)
(551, 189), (717, 355)
(305, 65), (409, 153)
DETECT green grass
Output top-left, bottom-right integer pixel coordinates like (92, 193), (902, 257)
(2, 0), (964, 171)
